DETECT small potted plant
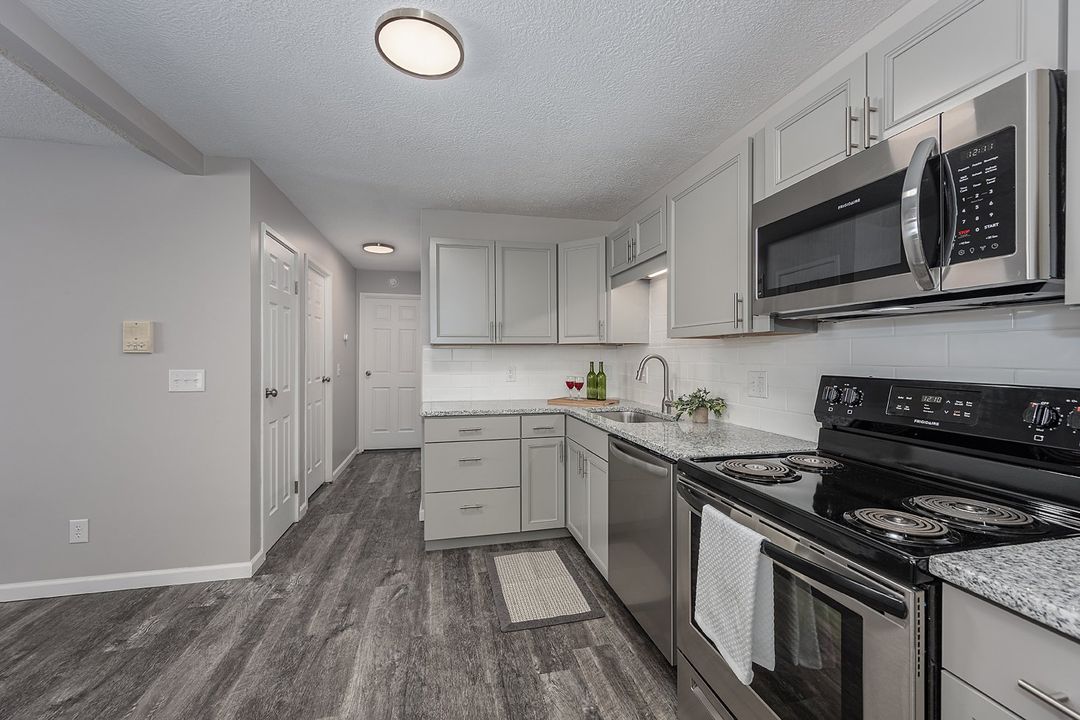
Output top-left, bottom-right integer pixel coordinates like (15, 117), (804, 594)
(672, 388), (727, 424)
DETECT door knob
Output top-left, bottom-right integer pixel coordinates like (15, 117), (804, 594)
(322, 376), (331, 383)
(365, 370), (372, 377)
(265, 387), (278, 398)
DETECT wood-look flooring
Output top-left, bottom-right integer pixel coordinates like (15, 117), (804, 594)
(0, 450), (676, 719)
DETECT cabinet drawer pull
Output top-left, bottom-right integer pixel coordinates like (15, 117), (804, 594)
(532, 425), (556, 431)
(863, 96), (878, 147)
(457, 457), (483, 463)
(459, 504), (485, 510)
(1018, 679), (1080, 720)
(458, 427), (483, 433)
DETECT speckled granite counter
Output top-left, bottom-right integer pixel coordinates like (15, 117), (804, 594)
(420, 399), (815, 461)
(930, 537), (1080, 641)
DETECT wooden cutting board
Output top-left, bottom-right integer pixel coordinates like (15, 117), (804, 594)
(547, 397), (619, 408)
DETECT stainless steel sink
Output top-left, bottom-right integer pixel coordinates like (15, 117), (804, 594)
(592, 410), (671, 423)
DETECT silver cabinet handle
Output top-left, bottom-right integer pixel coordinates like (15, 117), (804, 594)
(497, 320), (503, 341)
(532, 425), (556, 431)
(845, 105), (855, 157)
(558, 440), (564, 464)
(901, 136), (939, 291)
(732, 292), (743, 328)
(863, 96), (878, 147)
(1018, 680), (1080, 720)
(599, 319), (605, 342)
(459, 504), (485, 510)
(458, 427), (483, 433)
(490, 320), (495, 342)
(458, 457), (483, 463)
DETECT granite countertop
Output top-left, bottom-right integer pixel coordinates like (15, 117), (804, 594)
(929, 537), (1080, 641)
(420, 399), (815, 461)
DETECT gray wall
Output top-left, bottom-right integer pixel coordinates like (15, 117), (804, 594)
(357, 269), (421, 296)
(249, 163), (359, 557)
(0, 140), (253, 584)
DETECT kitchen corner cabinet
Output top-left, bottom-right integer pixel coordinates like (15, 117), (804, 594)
(607, 202), (666, 277)
(521, 437), (565, 531)
(867, 0), (1063, 141)
(668, 139), (751, 337)
(584, 451), (608, 577)
(565, 418), (609, 578)
(558, 237), (650, 344)
(760, 56), (868, 198)
(429, 237), (496, 344)
(495, 242), (557, 344)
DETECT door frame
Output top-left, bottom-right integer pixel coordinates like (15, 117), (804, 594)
(357, 292), (423, 453)
(259, 223), (301, 555)
(304, 257), (333, 500)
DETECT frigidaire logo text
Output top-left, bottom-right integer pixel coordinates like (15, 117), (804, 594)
(837, 198), (862, 210)
(913, 419), (940, 427)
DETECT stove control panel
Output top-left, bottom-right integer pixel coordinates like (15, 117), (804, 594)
(816, 376), (1080, 450)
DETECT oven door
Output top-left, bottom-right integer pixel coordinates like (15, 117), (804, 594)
(752, 116), (942, 318)
(676, 478), (925, 720)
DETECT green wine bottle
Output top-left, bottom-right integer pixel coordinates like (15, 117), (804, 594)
(597, 361), (607, 401)
(586, 362), (597, 400)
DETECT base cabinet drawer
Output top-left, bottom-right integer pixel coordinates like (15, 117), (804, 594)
(424, 415), (520, 443)
(942, 671), (1021, 720)
(424, 488), (521, 541)
(521, 414), (565, 438)
(423, 439), (520, 492)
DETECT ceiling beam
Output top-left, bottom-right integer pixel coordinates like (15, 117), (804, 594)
(0, 0), (204, 174)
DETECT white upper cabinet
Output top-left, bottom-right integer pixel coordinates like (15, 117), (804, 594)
(759, 57), (868, 199)
(633, 203), (666, 263)
(495, 242), (557, 344)
(668, 140), (751, 337)
(607, 225), (633, 276)
(429, 237), (496, 344)
(868, 0), (1064, 140)
(558, 237), (607, 344)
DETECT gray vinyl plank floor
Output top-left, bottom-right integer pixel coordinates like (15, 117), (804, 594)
(0, 449), (677, 720)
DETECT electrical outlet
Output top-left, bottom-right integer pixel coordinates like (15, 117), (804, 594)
(69, 519), (89, 544)
(506, 365), (517, 382)
(748, 370), (769, 399)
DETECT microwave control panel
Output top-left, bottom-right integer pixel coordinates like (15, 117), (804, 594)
(944, 126), (1016, 265)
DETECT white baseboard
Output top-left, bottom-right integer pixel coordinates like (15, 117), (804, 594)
(418, 507), (425, 522)
(250, 549), (266, 575)
(0, 558), (258, 603)
(333, 447), (359, 480)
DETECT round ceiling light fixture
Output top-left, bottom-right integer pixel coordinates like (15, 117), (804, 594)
(375, 8), (463, 79)
(362, 242), (396, 255)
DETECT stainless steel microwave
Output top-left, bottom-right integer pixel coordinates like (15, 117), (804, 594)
(752, 70), (1065, 320)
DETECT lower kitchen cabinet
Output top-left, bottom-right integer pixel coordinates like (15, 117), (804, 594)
(424, 487), (521, 541)
(566, 440), (588, 544)
(521, 437), (565, 531)
(565, 437), (608, 578)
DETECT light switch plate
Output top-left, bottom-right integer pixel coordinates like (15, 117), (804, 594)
(169, 369), (205, 392)
(748, 370), (769, 399)
(122, 320), (154, 353)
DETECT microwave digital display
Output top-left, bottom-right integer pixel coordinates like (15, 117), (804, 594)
(943, 126), (1016, 266)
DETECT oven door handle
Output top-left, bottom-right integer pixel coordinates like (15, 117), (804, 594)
(900, 135), (938, 292)
(761, 541), (909, 619)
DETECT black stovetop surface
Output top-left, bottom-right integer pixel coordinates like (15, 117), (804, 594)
(678, 450), (1080, 585)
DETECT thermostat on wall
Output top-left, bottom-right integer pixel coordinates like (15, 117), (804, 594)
(122, 320), (154, 353)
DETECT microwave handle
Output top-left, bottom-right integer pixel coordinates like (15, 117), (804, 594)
(761, 541), (909, 619)
(900, 136), (938, 291)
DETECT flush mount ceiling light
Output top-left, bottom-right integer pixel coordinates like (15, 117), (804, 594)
(362, 242), (396, 255)
(375, 8), (464, 79)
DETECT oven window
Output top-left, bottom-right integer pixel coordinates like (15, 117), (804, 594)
(756, 164), (939, 298)
(690, 515), (864, 719)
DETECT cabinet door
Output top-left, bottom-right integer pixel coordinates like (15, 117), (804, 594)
(607, 225), (633, 276)
(585, 452), (608, 578)
(429, 237), (495, 344)
(565, 441), (587, 545)
(668, 140), (751, 337)
(521, 437), (565, 531)
(868, 0), (1063, 139)
(558, 237), (607, 343)
(496, 242), (557, 344)
(633, 203), (666, 264)
(761, 56), (867, 198)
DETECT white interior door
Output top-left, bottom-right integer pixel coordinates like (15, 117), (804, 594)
(363, 295), (421, 449)
(304, 263), (331, 499)
(262, 228), (299, 551)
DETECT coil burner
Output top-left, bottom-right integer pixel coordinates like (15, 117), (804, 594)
(717, 459), (800, 485)
(783, 454), (844, 473)
(844, 508), (960, 546)
(904, 495), (1045, 535)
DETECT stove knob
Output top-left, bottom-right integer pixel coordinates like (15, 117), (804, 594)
(820, 385), (841, 404)
(1022, 402), (1060, 429)
(840, 387), (863, 407)
(1067, 409), (1080, 431)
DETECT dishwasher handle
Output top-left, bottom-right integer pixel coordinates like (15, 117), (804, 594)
(609, 438), (673, 477)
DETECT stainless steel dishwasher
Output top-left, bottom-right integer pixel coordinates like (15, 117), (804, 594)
(608, 436), (675, 664)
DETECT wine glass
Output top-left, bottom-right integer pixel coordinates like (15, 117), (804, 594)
(573, 376), (585, 399)
(566, 376), (577, 399)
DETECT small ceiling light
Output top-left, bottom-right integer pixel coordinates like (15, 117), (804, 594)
(363, 242), (396, 255)
(647, 268), (669, 278)
(375, 8), (463, 79)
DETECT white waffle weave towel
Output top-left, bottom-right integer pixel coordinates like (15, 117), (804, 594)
(693, 504), (775, 685)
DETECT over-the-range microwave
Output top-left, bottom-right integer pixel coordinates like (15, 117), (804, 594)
(751, 70), (1065, 320)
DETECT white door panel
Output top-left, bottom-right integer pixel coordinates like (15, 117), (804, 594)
(363, 295), (421, 449)
(304, 264), (331, 499)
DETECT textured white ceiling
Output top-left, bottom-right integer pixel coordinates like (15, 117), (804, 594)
(0, 55), (127, 147)
(22, 0), (907, 269)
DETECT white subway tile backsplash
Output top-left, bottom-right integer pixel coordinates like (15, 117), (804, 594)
(1013, 369), (1080, 388)
(852, 334), (947, 367)
(949, 329), (1080, 369)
